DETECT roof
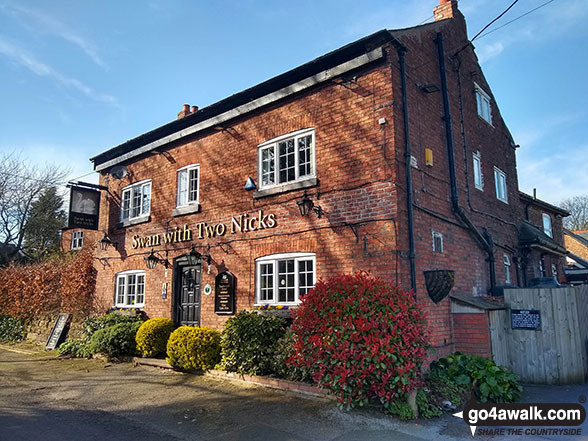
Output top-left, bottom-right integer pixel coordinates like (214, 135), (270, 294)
(520, 192), (570, 217)
(565, 229), (588, 246)
(450, 294), (505, 310)
(90, 29), (404, 171)
(519, 220), (567, 255)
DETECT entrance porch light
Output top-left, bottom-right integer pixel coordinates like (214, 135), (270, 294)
(99, 232), (117, 251)
(186, 246), (202, 266)
(297, 191), (323, 218)
(145, 249), (169, 269)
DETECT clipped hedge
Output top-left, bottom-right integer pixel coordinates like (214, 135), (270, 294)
(84, 312), (144, 341)
(136, 318), (175, 357)
(290, 272), (430, 412)
(166, 326), (221, 371)
(87, 321), (142, 358)
(220, 311), (286, 376)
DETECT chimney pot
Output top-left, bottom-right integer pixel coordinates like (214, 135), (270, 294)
(177, 104), (192, 120)
(191, 106), (198, 113)
(183, 104), (190, 112)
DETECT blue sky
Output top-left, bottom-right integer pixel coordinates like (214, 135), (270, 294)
(0, 0), (586, 206)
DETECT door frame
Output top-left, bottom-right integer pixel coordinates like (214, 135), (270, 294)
(172, 254), (202, 327)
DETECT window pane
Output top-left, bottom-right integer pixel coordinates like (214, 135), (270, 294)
(131, 186), (142, 218)
(260, 263), (274, 302)
(298, 135), (312, 177)
(278, 139), (295, 183)
(177, 169), (187, 206)
(278, 259), (295, 302)
(117, 277), (125, 305)
(261, 147), (275, 186)
(299, 259), (314, 296)
(121, 190), (131, 220)
(473, 155), (482, 189)
(141, 184), (151, 215)
(188, 168), (199, 202)
(127, 275), (136, 305)
(136, 275), (145, 305)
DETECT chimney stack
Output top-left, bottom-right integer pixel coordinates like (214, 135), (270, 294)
(177, 104), (191, 120)
(433, 0), (458, 21)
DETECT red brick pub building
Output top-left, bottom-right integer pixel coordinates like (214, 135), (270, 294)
(83, 1), (567, 359)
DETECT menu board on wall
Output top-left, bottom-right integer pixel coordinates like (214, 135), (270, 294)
(214, 271), (236, 315)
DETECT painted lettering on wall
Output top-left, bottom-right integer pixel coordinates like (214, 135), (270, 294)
(131, 210), (277, 249)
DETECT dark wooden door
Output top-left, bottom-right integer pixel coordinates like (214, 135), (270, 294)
(176, 265), (201, 326)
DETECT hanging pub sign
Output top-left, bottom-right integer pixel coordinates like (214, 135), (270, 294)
(214, 271), (236, 315)
(68, 186), (101, 230)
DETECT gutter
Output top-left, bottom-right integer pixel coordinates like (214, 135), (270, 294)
(435, 32), (496, 293)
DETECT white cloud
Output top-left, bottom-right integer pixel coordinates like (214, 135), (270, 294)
(476, 41), (504, 63)
(2, 2), (108, 70)
(0, 38), (118, 106)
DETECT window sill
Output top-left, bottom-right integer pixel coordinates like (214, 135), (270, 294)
(172, 204), (201, 217)
(253, 178), (318, 199)
(117, 215), (150, 228)
(253, 307), (298, 318)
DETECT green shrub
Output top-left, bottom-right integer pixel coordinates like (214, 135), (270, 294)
(136, 318), (175, 357)
(416, 388), (443, 419)
(291, 273), (430, 411)
(87, 321), (142, 358)
(84, 312), (144, 342)
(166, 326), (221, 371)
(387, 396), (415, 420)
(57, 339), (91, 358)
(0, 315), (25, 342)
(270, 329), (313, 382)
(220, 311), (286, 376)
(430, 352), (522, 403)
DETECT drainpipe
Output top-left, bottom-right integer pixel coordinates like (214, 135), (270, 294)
(435, 32), (496, 294)
(397, 45), (417, 297)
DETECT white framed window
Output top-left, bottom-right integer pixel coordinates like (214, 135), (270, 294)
(551, 264), (557, 279)
(258, 129), (315, 189)
(255, 252), (315, 305)
(176, 164), (200, 207)
(71, 231), (83, 250)
(432, 231), (444, 253)
(542, 213), (553, 238)
(504, 254), (512, 284)
(474, 83), (492, 125)
(473, 151), (483, 190)
(120, 180), (151, 222)
(115, 270), (145, 308)
(494, 167), (508, 203)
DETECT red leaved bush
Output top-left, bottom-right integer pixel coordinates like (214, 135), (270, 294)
(0, 250), (96, 320)
(290, 272), (430, 411)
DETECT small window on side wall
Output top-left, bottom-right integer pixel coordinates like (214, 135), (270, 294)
(494, 167), (508, 203)
(120, 180), (151, 222)
(473, 151), (483, 190)
(474, 83), (492, 125)
(432, 231), (444, 253)
(542, 213), (553, 238)
(71, 231), (83, 250)
(503, 254), (511, 284)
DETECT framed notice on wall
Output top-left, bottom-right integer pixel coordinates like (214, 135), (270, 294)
(214, 271), (236, 315)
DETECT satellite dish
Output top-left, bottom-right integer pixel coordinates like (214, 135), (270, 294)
(110, 165), (128, 179)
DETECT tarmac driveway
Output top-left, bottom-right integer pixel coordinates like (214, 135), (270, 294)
(0, 345), (586, 441)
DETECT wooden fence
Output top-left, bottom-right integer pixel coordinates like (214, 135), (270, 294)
(489, 285), (588, 384)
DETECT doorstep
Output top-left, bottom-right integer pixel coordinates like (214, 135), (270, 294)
(133, 357), (329, 399)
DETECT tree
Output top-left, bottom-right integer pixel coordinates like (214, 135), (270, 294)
(23, 187), (67, 262)
(0, 152), (68, 265)
(560, 195), (588, 231)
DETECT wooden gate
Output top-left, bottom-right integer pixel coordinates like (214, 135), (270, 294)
(489, 285), (588, 384)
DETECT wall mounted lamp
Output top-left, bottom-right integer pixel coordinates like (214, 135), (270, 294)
(417, 83), (440, 93)
(145, 249), (169, 269)
(297, 191), (323, 218)
(99, 232), (118, 251)
(185, 245), (213, 267)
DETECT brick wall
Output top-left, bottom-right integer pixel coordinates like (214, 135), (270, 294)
(452, 312), (492, 357)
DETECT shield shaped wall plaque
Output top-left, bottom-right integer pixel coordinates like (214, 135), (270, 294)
(423, 270), (455, 304)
